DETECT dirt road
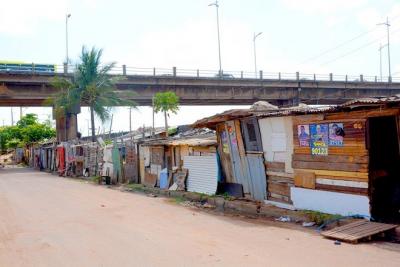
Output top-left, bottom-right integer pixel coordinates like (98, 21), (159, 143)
(1, 168), (400, 267)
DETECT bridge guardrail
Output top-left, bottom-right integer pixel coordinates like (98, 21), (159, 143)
(0, 63), (397, 84)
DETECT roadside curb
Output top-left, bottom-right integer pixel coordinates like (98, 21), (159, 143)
(121, 183), (309, 222)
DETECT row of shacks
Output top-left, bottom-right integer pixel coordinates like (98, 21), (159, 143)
(191, 95), (400, 223)
(22, 95), (400, 222)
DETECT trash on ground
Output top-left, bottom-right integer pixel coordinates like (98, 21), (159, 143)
(275, 216), (291, 222)
(302, 222), (316, 227)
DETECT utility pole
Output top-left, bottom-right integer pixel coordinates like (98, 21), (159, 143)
(10, 107), (14, 126)
(209, 0), (222, 76)
(19, 107), (23, 120)
(379, 43), (387, 82)
(129, 107), (132, 132)
(377, 17), (391, 81)
(65, 14), (71, 64)
(253, 32), (262, 78)
(109, 114), (113, 139)
(152, 96), (155, 136)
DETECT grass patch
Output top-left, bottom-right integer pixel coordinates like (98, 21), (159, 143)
(171, 196), (186, 204)
(90, 176), (102, 183)
(301, 210), (342, 225)
(126, 183), (145, 192)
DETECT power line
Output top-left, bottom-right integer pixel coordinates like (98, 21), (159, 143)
(300, 27), (379, 65)
(300, 13), (400, 65)
(319, 27), (400, 66)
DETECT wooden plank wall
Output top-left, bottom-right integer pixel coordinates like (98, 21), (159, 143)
(292, 108), (399, 196)
(265, 161), (294, 204)
(292, 112), (369, 196)
(259, 117), (295, 204)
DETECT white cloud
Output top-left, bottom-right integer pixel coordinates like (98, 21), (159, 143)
(0, 0), (68, 35)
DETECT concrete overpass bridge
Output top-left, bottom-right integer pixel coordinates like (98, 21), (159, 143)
(1, 65), (400, 107)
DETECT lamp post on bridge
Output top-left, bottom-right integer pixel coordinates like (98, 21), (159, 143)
(65, 14), (71, 64)
(209, 0), (222, 77)
(253, 32), (262, 78)
(377, 17), (391, 81)
(379, 43), (387, 82)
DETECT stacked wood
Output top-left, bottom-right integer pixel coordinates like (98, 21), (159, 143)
(265, 161), (294, 204)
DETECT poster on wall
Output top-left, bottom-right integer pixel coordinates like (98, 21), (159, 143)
(310, 124), (329, 156)
(220, 131), (230, 154)
(297, 125), (310, 147)
(329, 123), (345, 146)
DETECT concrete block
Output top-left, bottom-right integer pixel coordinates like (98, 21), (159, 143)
(211, 197), (225, 212)
(169, 190), (186, 199)
(185, 192), (202, 202)
(225, 201), (259, 215)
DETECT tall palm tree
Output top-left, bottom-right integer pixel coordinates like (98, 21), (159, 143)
(50, 46), (136, 142)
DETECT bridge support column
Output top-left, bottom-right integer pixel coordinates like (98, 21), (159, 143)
(53, 108), (80, 142)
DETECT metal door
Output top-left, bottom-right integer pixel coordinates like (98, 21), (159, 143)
(226, 121), (250, 194)
(246, 153), (267, 200)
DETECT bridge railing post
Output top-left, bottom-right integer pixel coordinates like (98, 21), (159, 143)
(313, 74), (316, 82)
(329, 73), (333, 81)
(153, 67), (156, 76)
(375, 76), (377, 83)
(259, 70), (263, 80)
(63, 63), (68, 74)
(32, 63), (35, 74)
(345, 75), (348, 83)
(122, 65), (127, 76)
(241, 71), (243, 79)
(197, 69), (199, 78)
(360, 74), (363, 82)
(173, 66), (176, 77)
(296, 72), (299, 81)
(278, 72), (281, 80)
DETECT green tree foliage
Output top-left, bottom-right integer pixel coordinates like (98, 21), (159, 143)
(153, 91), (179, 136)
(49, 46), (136, 142)
(0, 114), (55, 151)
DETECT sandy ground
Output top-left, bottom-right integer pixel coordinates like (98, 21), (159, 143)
(1, 168), (400, 267)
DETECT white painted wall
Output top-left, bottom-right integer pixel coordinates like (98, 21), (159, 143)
(258, 116), (294, 173)
(291, 187), (371, 216)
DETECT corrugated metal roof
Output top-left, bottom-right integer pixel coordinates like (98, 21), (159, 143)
(192, 95), (400, 128)
(142, 134), (217, 147)
(192, 109), (253, 128)
(341, 94), (400, 107)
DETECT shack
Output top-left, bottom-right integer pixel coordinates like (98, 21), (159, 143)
(193, 109), (268, 200)
(139, 127), (218, 195)
(288, 96), (400, 222)
(193, 96), (400, 222)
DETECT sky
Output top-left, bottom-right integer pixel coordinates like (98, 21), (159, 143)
(1, 0), (400, 135)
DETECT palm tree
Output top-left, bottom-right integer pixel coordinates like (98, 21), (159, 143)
(153, 91), (179, 137)
(51, 46), (136, 142)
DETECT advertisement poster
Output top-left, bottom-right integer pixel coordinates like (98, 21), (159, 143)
(329, 123), (344, 146)
(310, 124), (329, 156)
(297, 125), (310, 147)
(220, 131), (230, 154)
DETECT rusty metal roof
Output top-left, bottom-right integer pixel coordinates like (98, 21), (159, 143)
(340, 94), (400, 107)
(142, 135), (217, 147)
(192, 95), (400, 129)
(192, 109), (253, 129)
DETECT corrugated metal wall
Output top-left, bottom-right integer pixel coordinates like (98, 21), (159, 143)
(183, 155), (218, 195)
(246, 154), (267, 200)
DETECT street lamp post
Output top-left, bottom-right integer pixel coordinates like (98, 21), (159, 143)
(377, 17), (391, 81)
(253, 32), (262, 78)
(209, 1), (222, 77)
(65, 14), (71, 64)
(379, 43), (387, 82)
